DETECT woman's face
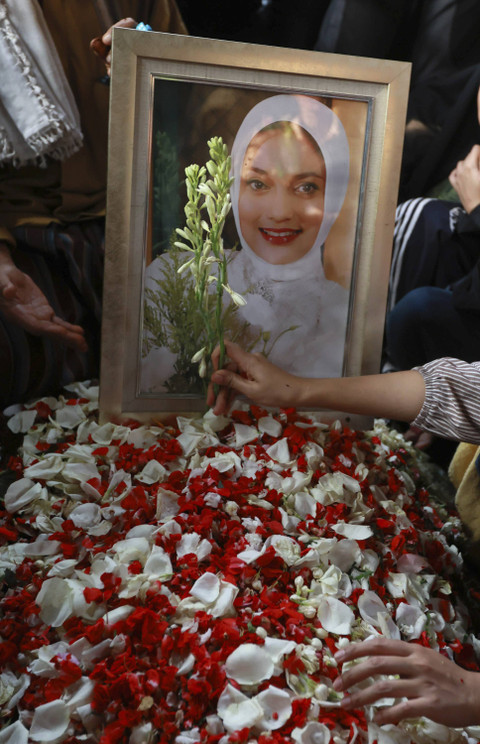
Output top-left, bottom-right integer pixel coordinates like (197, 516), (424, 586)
(238, 125), (326, 264)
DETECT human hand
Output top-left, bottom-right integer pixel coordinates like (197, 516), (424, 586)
(449, 144), (480, 213)
(90, 18), (138, 76)
(0, 252), (87, 351)
(403, 424), (433, 450)
(206, 339), (300, 415)
(333, 637), (480, 727)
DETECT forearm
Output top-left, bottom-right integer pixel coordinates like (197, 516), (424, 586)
(294, 370), (426, 422)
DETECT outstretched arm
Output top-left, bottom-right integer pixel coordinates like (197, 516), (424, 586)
(207, 339), (425, 421)
(0, 243), (87, 351)
(333, 637), (480, 728)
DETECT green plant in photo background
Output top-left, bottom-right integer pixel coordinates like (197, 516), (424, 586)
(151, 131), (182, 258)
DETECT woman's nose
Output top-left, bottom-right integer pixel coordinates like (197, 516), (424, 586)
(268, 188), (294, 221)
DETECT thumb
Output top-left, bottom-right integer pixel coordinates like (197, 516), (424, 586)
(1, 280), (16, 300)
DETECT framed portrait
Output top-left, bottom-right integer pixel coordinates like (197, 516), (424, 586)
(99, 29), (410, 422)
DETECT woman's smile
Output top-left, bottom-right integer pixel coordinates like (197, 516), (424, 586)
(238, 124), (326, 265)
(259, 227), (303, 244)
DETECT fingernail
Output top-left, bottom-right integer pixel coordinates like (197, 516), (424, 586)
(334, 650), (345, 662)
(332, 678), (342, 691)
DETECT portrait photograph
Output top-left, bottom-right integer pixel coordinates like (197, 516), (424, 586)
(100, 30), (410, 420)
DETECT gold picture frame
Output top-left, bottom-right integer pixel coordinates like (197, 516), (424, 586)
(100, 29), (410, 423)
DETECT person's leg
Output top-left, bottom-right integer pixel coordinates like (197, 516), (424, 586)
(385, 285), (480, 369)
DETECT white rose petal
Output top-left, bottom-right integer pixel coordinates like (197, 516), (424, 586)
(258, 416), (283, 438)
(190, 573), (220, 604)
(24, 455), (64, 480)
(266, 438), (291, 464)
(62, 461), (100, 484)
(69, 503), (102, 529)
(234, 423), (259, 447)
(267, 535), (301, 565)
(144, 546), (173, 578)
(130, 723), (154, 744)
(55, 404), (86, 429)
(292, 721), (331, 744)
(112, 537), (150, 564)
(4, 478), (46, 513)
(7, 409), (37, 434)
(395, 603), (427, 640)
(317, 596), (354, 635)
(217, 684), (263, 732)
(225, 643), (274, 685)
(36, 577), (75, 627)
(328, 539), (361, 572)
(254, 686), (292, 730)
(176, 533), (211, 562)
(136, 460), (167, 484)
(29, 699), (70, 741)
(103, 605), (135, 625)
(210, 581), (239, 618)
(156, 488), (181, 522)
(396, 553), (430, 574)
(64, 677), (95, 711)
(331, 522), (373, 540)
(0, 721), (29, 744)
(263, 637), (296, 665)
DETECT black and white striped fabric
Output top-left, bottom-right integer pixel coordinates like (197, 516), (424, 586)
(413, 357), (480, 444)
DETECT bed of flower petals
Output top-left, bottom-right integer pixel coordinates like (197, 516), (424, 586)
(1, 382), (480, 744)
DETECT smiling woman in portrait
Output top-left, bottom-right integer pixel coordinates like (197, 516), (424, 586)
(141, 93), (351, 392)
(227, 94), (350, 378)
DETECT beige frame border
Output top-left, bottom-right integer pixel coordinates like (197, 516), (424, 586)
(100, 29), (410, 423)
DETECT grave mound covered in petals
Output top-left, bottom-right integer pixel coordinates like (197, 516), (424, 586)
(1, 383), (480, 743)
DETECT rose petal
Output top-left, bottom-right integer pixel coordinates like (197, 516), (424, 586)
(144, 546), (173, 578)
(331, 522), (373, 540)
(225, 643), (274, 685)
(190, 573), (220, 604)
(292, 721), (331, 744)
(258, 416), (282, 438)
(317, 596), (355, 635)
(7, 409), (37, 434)
(36, 577), (74, 627)
(234, 423), (259, 447)
(69, 503), (102, 529)
(266, 438), (291, 464)
(254, 686), (292, 730)
(0, 721), (29, 744)
(217, 684), (263, 732)
(4, 478), (46, 513)
(29, 699), (70, 741)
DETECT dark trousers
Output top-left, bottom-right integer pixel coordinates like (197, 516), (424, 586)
(386, 285), (480, 369)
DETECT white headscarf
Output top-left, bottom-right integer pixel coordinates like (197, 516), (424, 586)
(230, 94), (350, 262)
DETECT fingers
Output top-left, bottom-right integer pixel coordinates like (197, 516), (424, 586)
(211, 367), (252, 399)
(334, 638), (411, 666)
(102, 17), (137, 45)
(39, 317), (88, 351)
(90, 18), (137, 74)
(372, 699), (427, 726)
(339, 676), (419, 710)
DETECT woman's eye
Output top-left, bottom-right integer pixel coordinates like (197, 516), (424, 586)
(247, 179), (268, 191)
(296, 182), (320, 195)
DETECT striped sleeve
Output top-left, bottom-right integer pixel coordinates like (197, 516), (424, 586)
(412, 358), (480, 444)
